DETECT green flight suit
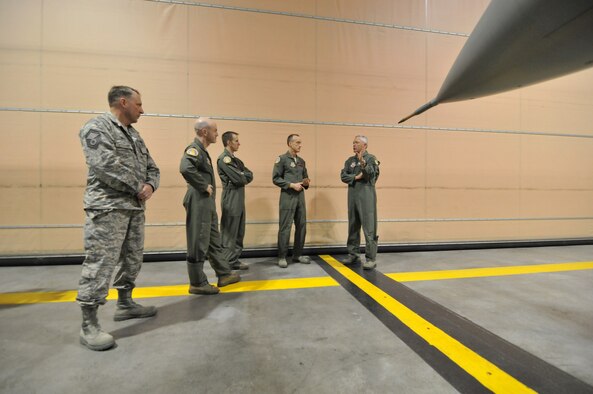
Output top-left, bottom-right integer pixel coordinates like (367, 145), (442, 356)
(217, 149), (253, 266)
(340, 152), (380, 261)
(273, 152), (309, 260)
(180, 138), (232, 286)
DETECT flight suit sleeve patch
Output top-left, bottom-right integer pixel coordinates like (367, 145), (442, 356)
(223, 156), (232, 164)
(185, 148), (198, 157)
(275, 156), (281, 164)
(376, 160), (380, 165)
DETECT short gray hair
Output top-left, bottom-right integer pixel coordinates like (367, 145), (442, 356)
(355, 135), (368, 145)
(108, 86), (139, 107)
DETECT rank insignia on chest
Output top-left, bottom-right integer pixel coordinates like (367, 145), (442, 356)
(350, 162), (356, 168)
(223, 156), (232, 164)
(290, 162), (296, 168)
(186, 148), (198, 157)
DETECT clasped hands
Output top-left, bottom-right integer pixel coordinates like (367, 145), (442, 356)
(290, 178), (310, 192)
(137, 183), (154, 201)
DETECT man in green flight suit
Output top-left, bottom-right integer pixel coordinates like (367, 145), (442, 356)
(273, 134), (312, 268)
(180, 117), (241, 295)
(217, 131), (253, 270)
(340, 135), (380, 270)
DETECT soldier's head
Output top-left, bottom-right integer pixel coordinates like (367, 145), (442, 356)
(287, 133), (302, 154)
(194, 117), (218, 147)
(222, 131), (240, 153)
(108, 86), (143, 126)
(353, 135), (368, 153)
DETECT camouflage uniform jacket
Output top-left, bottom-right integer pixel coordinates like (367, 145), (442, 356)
(79, 112), (160, 210)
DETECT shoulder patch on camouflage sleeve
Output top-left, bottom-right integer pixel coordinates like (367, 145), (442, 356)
(376, 160), (380, 165)
(275, 156), (281, 164)
(186, 148), (198, 157)
(85, 132), (101, 150)
(223, 156), (232, 164)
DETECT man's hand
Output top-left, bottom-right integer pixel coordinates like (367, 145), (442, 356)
(290, 182), (303, 192)
(354, 173), (363, 181)
(356, 151), (366, 167)
(137, 184), (154, 201)
(302, 178), (310, 188)
(206, 184), (213, 196)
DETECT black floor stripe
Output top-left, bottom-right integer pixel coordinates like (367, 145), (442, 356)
(316, 256), (593, 394)
(315, 256), (489, 394)
(365, 266), (593, 394)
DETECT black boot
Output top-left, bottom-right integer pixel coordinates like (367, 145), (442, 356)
(80, 305), (115, 351)
(187, 262), (219, 295)
(114, 289), (157, 321)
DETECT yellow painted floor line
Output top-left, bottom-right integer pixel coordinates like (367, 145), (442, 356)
(0, 276), (338, 305)
(320, 254), (535, 394)
(219, 276), (338, 293)
(1, 260), (592, 306)
(387, 261), (593, 282)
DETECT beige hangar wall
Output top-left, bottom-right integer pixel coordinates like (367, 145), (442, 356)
(0, 0), (592, 255)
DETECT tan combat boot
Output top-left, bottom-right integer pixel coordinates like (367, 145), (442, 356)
(343, 255), (361, 265)
(217, 272), (241, 287)
(114, 289), (157, 321)
(362, 259), (377, 270)
(80, 305), (115, 351)
(294, 256), (311, 264)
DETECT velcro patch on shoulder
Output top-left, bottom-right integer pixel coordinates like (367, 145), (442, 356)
(85, 132), (101, 150)
(275, 156), (281, 164)
(223, 156), (232, 164)
(186, 148), (199, 157)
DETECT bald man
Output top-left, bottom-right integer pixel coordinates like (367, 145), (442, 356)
(180, 117), (241, 294)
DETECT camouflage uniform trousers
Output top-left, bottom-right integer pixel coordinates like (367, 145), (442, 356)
(77, 209), (145, 307)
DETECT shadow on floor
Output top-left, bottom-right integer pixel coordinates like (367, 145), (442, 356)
(110, 292), (242, 340)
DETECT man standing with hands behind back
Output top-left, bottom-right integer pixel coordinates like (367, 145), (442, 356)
(340, 135), (380, 270)
(180, 117), (241, 295)
(273, 134), (312, 268)
(217, 131), (253, 270)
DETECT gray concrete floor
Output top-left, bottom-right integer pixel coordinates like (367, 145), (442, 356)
(1, 245), (592, 393)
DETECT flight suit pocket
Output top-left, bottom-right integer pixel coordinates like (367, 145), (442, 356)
(197, 221), (211, 256)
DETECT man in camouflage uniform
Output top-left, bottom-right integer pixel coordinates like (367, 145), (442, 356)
(273, 134), (312, 268)
(77, 86), (160, 351)
(217, 131), (253, 270)
(180, 117), (241, 295)
(340, 135), (380, 270)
